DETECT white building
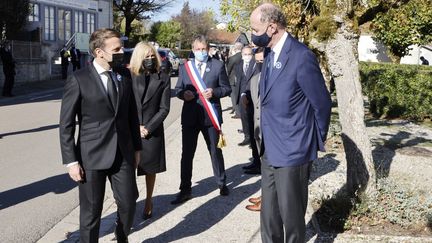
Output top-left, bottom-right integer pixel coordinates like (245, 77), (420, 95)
(358, 35), (432, 65)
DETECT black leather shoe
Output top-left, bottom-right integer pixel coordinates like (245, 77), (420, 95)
(219, 185), (229, 196)
(242, 162), (256, 170)
(238, 139), (251, 146)
(171, 191), (192, 205)
(244, 167), (261, 175)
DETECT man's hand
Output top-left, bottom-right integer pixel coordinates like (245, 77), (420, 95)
(183, 90), (195, 101)
(68, 164), (84, 182)
(140, 125), (149, 138)
(241, 95), (249, 108)
(134, 151), (141, 169)
(202, 88), (213, 99)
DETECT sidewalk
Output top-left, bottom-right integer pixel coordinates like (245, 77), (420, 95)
(36, 95), (432, 243)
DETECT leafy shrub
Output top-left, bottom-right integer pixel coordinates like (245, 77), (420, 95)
(360, 62), (432, 120)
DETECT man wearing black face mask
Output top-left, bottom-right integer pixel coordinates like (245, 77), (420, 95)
(59, 28), (141, 243)
(250, 3), (332, 243)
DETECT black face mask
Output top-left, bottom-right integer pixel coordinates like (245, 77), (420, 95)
(251, 26), (272, 47)
(143, 58), (157, 71)
(108, 53), (124, 69)
(255, 62), (263, 72)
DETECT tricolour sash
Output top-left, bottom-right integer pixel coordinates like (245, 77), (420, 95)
(184, 60), (226, 148)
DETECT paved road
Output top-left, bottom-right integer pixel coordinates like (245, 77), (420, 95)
(0, 77), (181, 243)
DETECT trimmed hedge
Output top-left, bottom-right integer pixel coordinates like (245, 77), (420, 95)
(360, 62), (432, 120)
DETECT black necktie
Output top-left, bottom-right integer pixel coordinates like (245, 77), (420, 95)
(244, 63), (249, 75)
(106, 71), (118, 109)
(197, 62), (203, 77)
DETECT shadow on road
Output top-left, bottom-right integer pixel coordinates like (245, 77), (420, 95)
(0, 173), (76, 210)
(0, 124), (59, 139)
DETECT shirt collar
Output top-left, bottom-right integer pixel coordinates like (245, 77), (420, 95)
(271, 31), (288, 56)
(93, 60), (111, 75)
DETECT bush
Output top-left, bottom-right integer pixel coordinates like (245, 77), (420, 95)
(360, 62), (432, 120)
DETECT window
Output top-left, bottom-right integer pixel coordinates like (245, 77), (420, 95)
(74, 11), (84, 33)
(44, 6), (55, 41)
(58, 9), (71, 41)
(86, 13), (95, 34)
(28, 3), (39, 22)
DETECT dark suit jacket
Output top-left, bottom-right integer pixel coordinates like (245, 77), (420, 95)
(235, 59), (255, 103)
(260, 34), (332, 167)
(59, 64), (142, 170)
(70, 47), (81, 63)
(175, 57), (231, 127)
(131, 72), (170, 170)
(226, 52), (242, 86)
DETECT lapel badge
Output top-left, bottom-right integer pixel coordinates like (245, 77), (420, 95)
(275, 62), (282, 69)
(205, 67), (210, 72)
(116, 74), (123, 82)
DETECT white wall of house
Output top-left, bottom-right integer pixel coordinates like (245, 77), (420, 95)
(358, 35), (432, 65)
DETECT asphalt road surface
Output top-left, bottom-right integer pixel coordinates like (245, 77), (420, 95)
(0, 77), (181, 242)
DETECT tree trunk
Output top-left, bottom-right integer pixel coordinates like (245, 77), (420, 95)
(324, 22), (377, 196)
(124, 16), (133, 38)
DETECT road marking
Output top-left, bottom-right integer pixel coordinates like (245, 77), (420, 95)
(29, 94), (53, 101)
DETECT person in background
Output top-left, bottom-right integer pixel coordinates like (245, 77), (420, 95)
(60, 45), (70, 79)
(0, 42), (16, 97)
(129, 42), (171, 220)
(245, 47), (265, 211)
(226, 42), (243, 118)
(70, 44), (82, 71)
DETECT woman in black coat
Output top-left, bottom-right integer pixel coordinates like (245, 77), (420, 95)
(129, 42), (171, 219)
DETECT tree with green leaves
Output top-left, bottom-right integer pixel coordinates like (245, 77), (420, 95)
(0, 0), (30, 40)
(221, 0), (431, 197)
(113, 0), (174, 38)
(154, 21), (182, 48)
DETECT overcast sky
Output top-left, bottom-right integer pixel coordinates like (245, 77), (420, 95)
(151, 0), (223, 22)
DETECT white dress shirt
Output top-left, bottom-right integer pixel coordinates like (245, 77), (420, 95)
(271, 31), (289, 66)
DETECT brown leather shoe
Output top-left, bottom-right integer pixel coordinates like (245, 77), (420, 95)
(248, 196), (261, 204)
(246, 201), (261, 212)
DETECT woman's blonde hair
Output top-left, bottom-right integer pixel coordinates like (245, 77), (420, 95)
(129, 42), (162, 75)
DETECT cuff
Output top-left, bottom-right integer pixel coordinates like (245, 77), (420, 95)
(66, 161), (79, 167)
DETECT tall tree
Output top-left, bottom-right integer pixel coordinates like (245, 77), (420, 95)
(0, 0), (30, 40)
(221, 0), (430, 196)
(173, 1), (216, 48)
(155, 21), (182, 48)
(113, 0), (174, 38)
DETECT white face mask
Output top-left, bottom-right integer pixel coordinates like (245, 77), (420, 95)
(242, 55), (252, 63)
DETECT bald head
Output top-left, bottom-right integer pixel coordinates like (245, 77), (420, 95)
(250, 3), (287, 48)
(251, 3), (287, 29)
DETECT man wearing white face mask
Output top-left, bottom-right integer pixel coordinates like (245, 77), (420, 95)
(172, 35), (232, 204)
(236, 46), (261, 174)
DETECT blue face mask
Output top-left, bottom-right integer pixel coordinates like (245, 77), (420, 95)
(194, 50), (208, 62)
(251, 26), (272, 47)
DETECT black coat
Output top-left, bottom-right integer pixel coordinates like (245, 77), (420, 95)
(59, 64), (142, 170)
(132, 71), (171, 175)
(226, 52), (242, 86)
(235, 59), (255, 104)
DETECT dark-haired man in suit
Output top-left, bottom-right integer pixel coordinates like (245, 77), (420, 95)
(59, 28), (141, 243)
(172, 35), (232, 205)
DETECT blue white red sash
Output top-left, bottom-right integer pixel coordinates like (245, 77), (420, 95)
(184, 60), (226, 147)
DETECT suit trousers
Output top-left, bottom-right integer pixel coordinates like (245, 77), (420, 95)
(260, 154), (311, 243)
(2, 73), (14, 96)
(180, 125), (226, 192)
(78, 147), (138, 243)
(242, 98), (260, 165)
(230, 84), (240, 116)
(240, 98), (251, 140)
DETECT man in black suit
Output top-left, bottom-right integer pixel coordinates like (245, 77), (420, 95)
(236, 46), (261, 174)
(172, 35), (232, 204)
(70, 44), (81, 71)
(59, 28), (142, 243)
(60, 45), (69, 79)
(226, 42), (243, 117)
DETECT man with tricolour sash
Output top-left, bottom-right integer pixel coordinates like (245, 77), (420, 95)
(172, 35), (232, 205)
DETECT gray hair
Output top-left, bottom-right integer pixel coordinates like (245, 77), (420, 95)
(258, 3), (287, 28)
(234, 42), (244, 51)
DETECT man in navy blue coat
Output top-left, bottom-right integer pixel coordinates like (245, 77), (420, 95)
(250, 3), (332, 243)
(172, 36), (232, 205)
